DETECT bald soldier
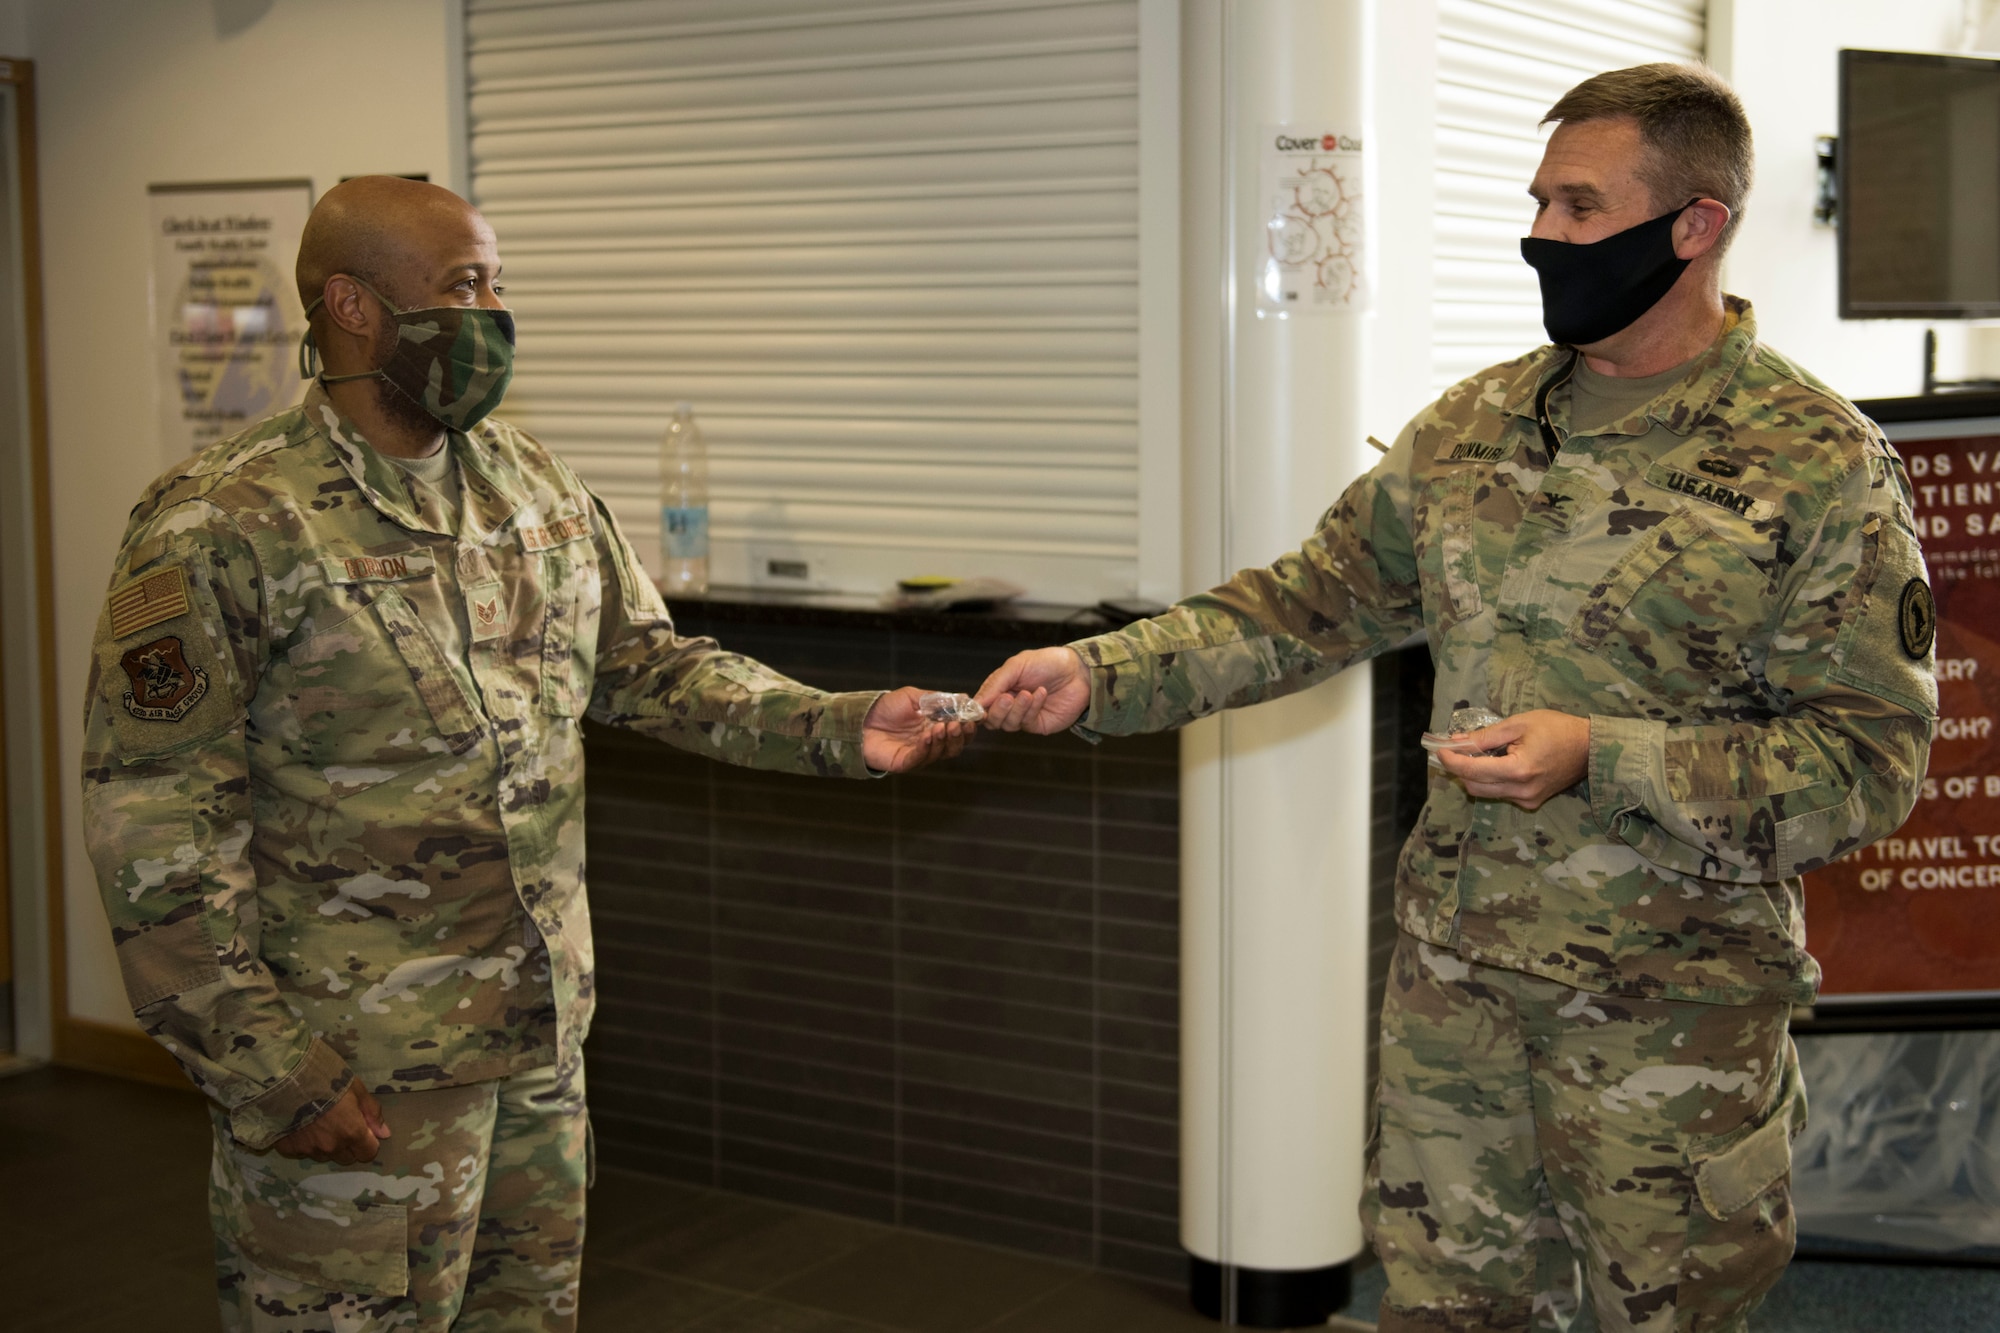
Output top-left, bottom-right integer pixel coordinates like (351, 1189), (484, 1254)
(978, 66), (1934, 1331)
(82, 176), (968, 1330)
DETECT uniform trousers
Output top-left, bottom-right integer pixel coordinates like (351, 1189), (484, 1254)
(209, 1061), (589, 1332)
(1364, 933), (1804, 1333)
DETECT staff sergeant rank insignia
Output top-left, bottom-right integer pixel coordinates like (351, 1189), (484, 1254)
(120, 636), (209, 722)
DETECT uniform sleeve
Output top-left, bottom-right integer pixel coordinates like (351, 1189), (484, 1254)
(582, 494), (883, 777)
(1588, 446), (1937, 881)
(81, 503), (354, 1149)
(1067, 430), (1425, 738)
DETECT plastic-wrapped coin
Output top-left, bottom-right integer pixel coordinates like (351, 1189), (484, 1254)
(1448, 707), (1503, 734)
(917, 692), (986, 724)
(1419, 707), (1508, 759)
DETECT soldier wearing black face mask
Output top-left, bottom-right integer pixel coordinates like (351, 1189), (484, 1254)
(1521, 195), (1703, 349)
(976, 63), (1935, 1333)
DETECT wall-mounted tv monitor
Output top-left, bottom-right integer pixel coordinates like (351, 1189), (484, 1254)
(1840, 48), (2000, 319)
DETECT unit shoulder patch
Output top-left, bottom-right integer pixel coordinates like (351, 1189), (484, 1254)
(108, 566), (191, 640)
(119, 636), (210, 722)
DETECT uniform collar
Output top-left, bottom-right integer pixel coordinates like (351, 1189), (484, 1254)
(1501, 294), (1759, 440)
(301, 381), (530, 543)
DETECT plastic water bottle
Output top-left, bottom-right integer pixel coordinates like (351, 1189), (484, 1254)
(659, 401), (709, 595)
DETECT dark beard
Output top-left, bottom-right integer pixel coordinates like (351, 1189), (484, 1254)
(365, 325), (444, 438)
(370, 375), (444, 439)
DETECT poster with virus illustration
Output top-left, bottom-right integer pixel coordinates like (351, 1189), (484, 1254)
(148, 179), (313, 469)
(1257, 126), (1365, 316)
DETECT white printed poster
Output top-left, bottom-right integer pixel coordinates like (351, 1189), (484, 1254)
(148, 179), (313, 468)
(1258, 127), (1365, 315)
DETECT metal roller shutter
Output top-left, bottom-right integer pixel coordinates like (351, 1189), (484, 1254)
(463, 0), (1141, 601)
(1435, 0), (1707, 390)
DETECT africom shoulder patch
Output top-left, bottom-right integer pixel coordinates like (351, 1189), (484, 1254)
(119, 636), (209, 722)
(1899, 578), (1937, 660)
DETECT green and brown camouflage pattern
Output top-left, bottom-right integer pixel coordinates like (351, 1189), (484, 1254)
(304, 278), (517, 434)
(380, 302), (515, 433)
(211, 1058), (588, 1330)
(1367, 932), (1802, 1332)
(1070, 298), (1935, 1005)
(83, 382), (881, 1149)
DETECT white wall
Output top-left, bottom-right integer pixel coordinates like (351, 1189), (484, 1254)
(1363, 0), (1438, 446)
(1715, 0), (1976, 401)
(30, 0), (457, 1028)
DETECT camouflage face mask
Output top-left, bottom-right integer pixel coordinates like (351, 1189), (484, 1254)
(299, 276), (516, 432)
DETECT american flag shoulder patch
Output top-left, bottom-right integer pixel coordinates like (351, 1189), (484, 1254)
(107, 566), (191, 640)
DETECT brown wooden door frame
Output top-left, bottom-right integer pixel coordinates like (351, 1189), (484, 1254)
(0, 56), (63, 1063)
(0, 55), (189, 1085)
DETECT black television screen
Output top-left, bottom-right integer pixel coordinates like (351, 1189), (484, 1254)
(1840, 48), (2000, 319)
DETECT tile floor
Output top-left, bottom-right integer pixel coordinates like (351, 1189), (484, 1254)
(5, 1064), (1998, 1332)
(0, 1066), (1299, 1332)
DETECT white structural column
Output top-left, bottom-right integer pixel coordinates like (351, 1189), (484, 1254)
(1178, 0), (1378, 1325)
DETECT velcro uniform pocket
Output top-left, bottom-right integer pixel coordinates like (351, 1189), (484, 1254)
(223, 1167), (410, 1297)
(1689, 1052), (1806, 1218)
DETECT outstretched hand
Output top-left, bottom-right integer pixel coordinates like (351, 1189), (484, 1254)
(1433, 708), (1591, 811)
(975, 647), (1091, 734)
(862, 687), (975, 772)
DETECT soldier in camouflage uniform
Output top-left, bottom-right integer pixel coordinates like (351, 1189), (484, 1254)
(83, 176), (965, 1331)
(977, 66), (1935, 1331)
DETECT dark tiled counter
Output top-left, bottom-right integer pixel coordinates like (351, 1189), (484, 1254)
(580, 590), (1431, 1285)
(655, 586), (1132, 641)
(581, 593), (1185, 1280)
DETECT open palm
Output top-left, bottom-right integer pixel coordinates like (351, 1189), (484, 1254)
(861, 687), (972, 772)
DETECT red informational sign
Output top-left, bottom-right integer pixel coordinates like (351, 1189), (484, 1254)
(1805, 427), (2000, 1000)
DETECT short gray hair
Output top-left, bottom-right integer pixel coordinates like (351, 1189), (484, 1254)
(1543, 63), (1753, 248)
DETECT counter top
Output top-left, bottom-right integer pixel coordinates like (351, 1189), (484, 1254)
(1857, 391), (2000, 424)
(660, 585), (1131, 643)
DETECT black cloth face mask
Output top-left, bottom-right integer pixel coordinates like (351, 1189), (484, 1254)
(1519, 200), (1697, 346)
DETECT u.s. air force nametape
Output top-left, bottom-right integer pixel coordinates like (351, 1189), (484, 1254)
(520, 513), (594, 552)
(108, 566), (191, 640)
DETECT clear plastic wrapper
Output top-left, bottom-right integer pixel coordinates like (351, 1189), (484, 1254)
(1420, 707), (1506, 758)
(1792, 1029), (2000, 1255)
(916, 692), (985, 724)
